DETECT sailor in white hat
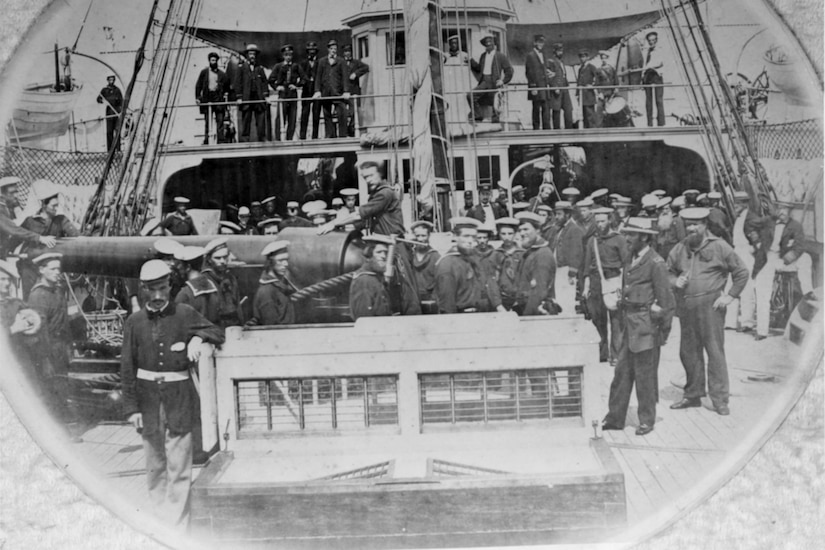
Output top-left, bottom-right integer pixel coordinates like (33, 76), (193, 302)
(553, 200), (584, 314)
(1, 176), (57, 256)
(350, 235), (395, 320)
(236, 206), (258, 235)
(513, 211), (556, 317)
(252, 240), (298, 325)
(257, 217), (282, 235)
(492, 217), (523, 310)
(339, 188), (359, 213)
(161, 196), (198, 236)
(409, 220), (440, 305)
(201, 237), (245, 328)
(122, 258), (224, 526)
(0, 258), (42, 337)
(281, 200), (313, 229)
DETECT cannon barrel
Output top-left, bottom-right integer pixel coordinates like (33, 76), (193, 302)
(49, 229), (364, 285)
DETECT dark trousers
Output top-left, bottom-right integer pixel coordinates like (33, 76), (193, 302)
(531, 100), (551, 130)
(275, 98), (298, 141)
(467, 76), (498, 120)
(581, 105), (596, 128)
(346, 97), (361, 137)
(300, 94), (321, 139)
(202, 106), (226, 144)
(644, 73), (665, 126)
(604, 344), (660, 428)
(321, 98), (348, 138)
(105, 112), (120, 152)
(679, 293), (730, 406)
(551, 90), (574, 129)
(240, 107), (268, 142)
(587, 285), (610, 362)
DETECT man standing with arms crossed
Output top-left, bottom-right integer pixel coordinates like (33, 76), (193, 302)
(121, 260), (224, 526)
(667, 208), (748, 415)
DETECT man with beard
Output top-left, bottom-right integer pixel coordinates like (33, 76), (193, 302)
(580, 207), (629, 364)
(0, 176), (56, 258)
(492, 217), (523, 311)
(341, 44), (370, 137)
(513, 212), (556, 316)
(435, 217), (505, 314)
(299, 41), (321, 140)
(655, 197), (686, 261)
(174, 246), (220, 326)
(253, 241), (298, 325)
(667, 208), (748, 416)
(528, 182), (555, 213)
(552, 201), (584, 314)
(153, 238), (185, 300)
(233, 44), (270, 142)
(201, 238), (245, 329)
(161, 197), (198, 236)
(313, 39), (350, 139)
(121, 259), (224, 526)
(319, 161), (420, 315)
(467, 36), (513, 123)
(350, 234), (393, 320)
(525, 34), (552, 130)
(547, 43), (574, 129)
(467, 183), (505, 223)
(194, 52), (231, 145)
(409, 220), (440, 309)
(602, 217), (674, 436)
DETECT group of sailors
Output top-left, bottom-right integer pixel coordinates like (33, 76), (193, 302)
(194, 39), (369, 143)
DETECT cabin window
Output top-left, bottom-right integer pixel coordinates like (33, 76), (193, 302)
(476, 155), (501, 188)
(453, 157), (466, 191)
(418, 368), (582, 427)
(235, 376), (399, 436)
(386, 31), (406, 66)
(357, 36), (369, 59)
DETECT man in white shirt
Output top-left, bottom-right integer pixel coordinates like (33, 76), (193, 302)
(467, 35), (513, 123)
(641, 31), (665, 126)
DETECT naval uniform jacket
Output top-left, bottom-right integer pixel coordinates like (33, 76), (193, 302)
(160, 212), (198, 236)
(252, 273), (297, 325)
(201, 268), (245, 328)
(0, 198), (41, 257)
(120, 301), (224, 436)
(343, 57), (370, 96)
(175, 275), (220, 325)
(349, 266), (392, 319)
(492, 243), (523, 307)
(20, 213), (79, 239)
(233, 61), (269, 111)
(268, 61), (305, 98)
(435, 247), (502, 314)
(412, 247), (440, 302)
(466, 202), (506, 223)
(554, 218), (584, 276)
(581, 231), (628, 289)
(358, 183), (405, 236)
(525, 48), (551, 101)
(576, 62), (598, 106)
(28, 281), (71, 374)
(514, 238), (556, 315)
(621, 247), (675, 352)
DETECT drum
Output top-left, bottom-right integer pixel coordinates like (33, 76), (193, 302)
(604, 96), (627, 114)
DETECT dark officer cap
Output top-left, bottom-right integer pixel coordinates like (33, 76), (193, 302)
(281, 44), (294, 53)
(306, 41), (318, 51)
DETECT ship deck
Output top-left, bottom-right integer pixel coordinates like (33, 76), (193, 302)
(71, 319), (813, 545)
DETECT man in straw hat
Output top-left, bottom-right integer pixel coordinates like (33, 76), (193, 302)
(121, 259), (224, 525)
(666, 208), (748, 416)
(233, 43), (270, 142)
(602, 217), (674, 436)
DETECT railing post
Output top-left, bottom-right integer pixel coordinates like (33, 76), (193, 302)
(197, 343), (218, 452)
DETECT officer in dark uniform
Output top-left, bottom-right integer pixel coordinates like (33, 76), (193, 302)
(269, 44), (304, 141)
(97, 75), (123, 151)
(312, 39), (350, 139)
(160, 197), (198, 236)
(576, 49), (598, 128)
(667, 208), (748, 415)
(349, 234), (393, 319)
(252, 240), (298, 325)
(341, 44), (370, 137)
(120, 260), (224, 525)
(201, 238), (245, 329)
(299, 41), (321, 140)
(602, 217), (674, 435)
(435, 217), (505, 314)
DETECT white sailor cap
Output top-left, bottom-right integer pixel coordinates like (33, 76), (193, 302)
(477, 223), (497, 235)
(139, 218), (162, 236)
(238, 206), (251, 216)
(614, 196), (633, 206)
(590, 188), (609, 200)
(302, 200), (327, 215)
(410, 220), (434, 232)
(153, 237), (183, 257)
(0, 176), (21, 189)
(287, 201), (300, 209)
(340, 188), (359, 197)
(536, 204), (554, 214)
(204, 237), (229, 256)
(140, 259), (171, 282)
(173, 196), (190, 205)
(672, 196), (686, 208)
(32, 179), (59, 202)
(32, 252), (63, 266)
(651, 189), (667, 197)
(657, 197), (673, 209)
(331, 197), (344, 206)
(554, 200), (574, 211)
(641, 194), (659, 209)
(577, 197), (595, 208)
(682, 189), (700, 196)
(707, 191), (722, 200)
(680, 207), (710, 221)
(219, 221), (241, 234)
(449, 216), (481, 231)
(261, 240), (290, 257)
(515, 211), (544, 228)
(496, 217), (520, 228)
(696, 192), (708, 203)
(592, 207), (615, 217)
(512, 201), (531, 211)
(362, 234), (395, 246)
(561, 187), (581, 197)
(262, 196), (276, 205)
(257, 217), (282, 228)
(175, 246), (205, 263)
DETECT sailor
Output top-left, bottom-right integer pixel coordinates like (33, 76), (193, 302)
(349, 234), (393, 320)
(744, 214), (777, 341)
(27, 252), (76, 425)
(312, 39), (350, 139)
(466, 183), (505, 223)
(252, 240), (298, 325)
(576, 196), (596, 245)
(236, 206), (258, 235)
(309, 209), (333, 226)
(682, 188), (700, 207)
(444, 34), (470, 65)
(528, 182), (555, 213)
(775, 203), (812, 297)
(409, 220), (440, 308)
(174, 246), (219, 324)
(536, 204), (558, 248)
(696, 192), (708, 207)
(671, 194), (686, 215)
(195, 51), (231, 145)
(512, 211), (556, 316)
(249, 200), (265, 227)
(340, 188), (359, 213)
(706, 191), (732, 244)
(468, 35), (513, 123)
(120, 259), (224, 526)
(19, 180), (80, 298)
(575, 49), (598, 128)
(602, 217), (675, 435)
(218, 221), (242, 235)
(552, 201), (584, 314)
(268, 44), (304, 141)
(638, 194), (659, 218)
(580, 207), (628, 363)
(262, 196), (278, 218)
(280, 201), (313, 229)
(641, 31), (665, 127)
(435, 217), (505, 314)
(233, 43), (270, 142)
(590, 188), (610, 208)
(341, 44), (370, 137)
(0, 259), (43, 373)
(257, 217), (282, 236)
(0, 176), (56, 258)
(331, 197), (344, 212)
(525, 34), (552, 130)
(511, 185), (526, 203)
(201, 237), (245, 329)
(475, 223), (498, 281)
(547, 43), (574, 129)
(667, 207), (748, 416)
(161, 197), (198, 236)
(96, 75), (123, 151)
(492, 217), (523, 310)
(656, 196), (685, 261)
(299, 41), (321, 140)
(153, 237), (185, 299)
(611, 196), (633, 230)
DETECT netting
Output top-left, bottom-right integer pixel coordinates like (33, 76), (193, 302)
(0, 145), (121, 224)
(746, 119), (824, 161)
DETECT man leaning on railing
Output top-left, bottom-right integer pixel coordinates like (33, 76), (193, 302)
(195, 51), (231, 145)
(468, 35), (513, 124)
